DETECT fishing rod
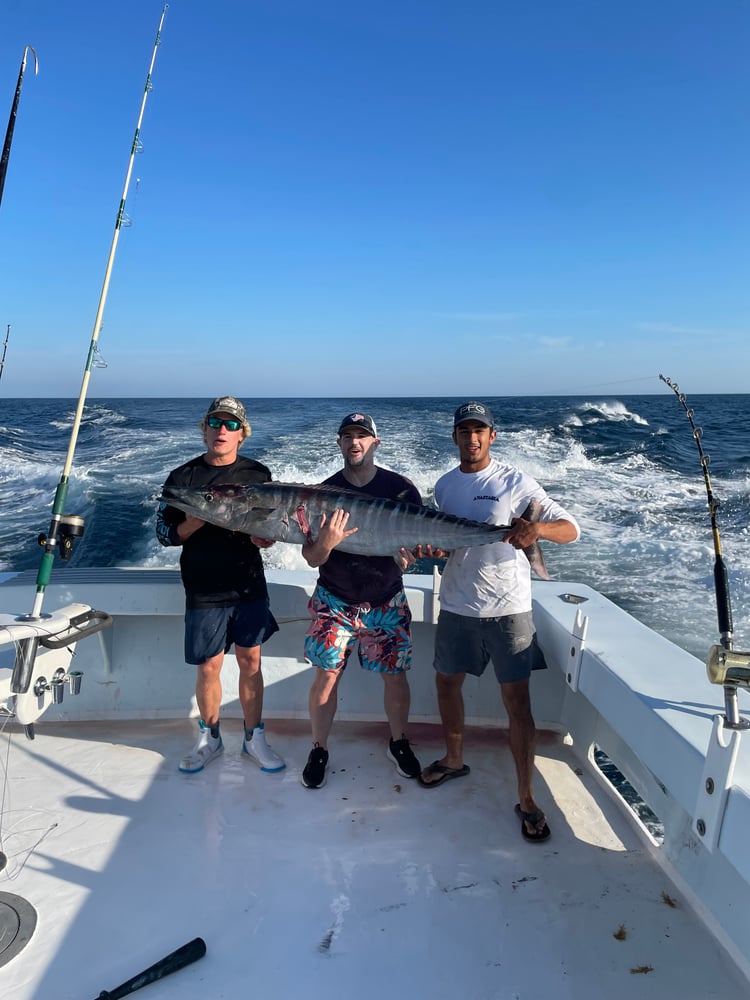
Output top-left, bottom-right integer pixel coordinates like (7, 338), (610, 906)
(27, 5), (169, 620)
(0, 324), (9, 383)
(660, 375), (750, 729)
(0, 44), (38, 209)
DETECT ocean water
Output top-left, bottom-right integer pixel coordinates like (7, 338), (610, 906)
(1, 394), (749, 662)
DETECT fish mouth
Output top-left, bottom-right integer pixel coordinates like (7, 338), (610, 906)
(161, 488), (217, 508)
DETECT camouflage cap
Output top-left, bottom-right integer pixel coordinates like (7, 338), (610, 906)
(205, 396), (247, 423)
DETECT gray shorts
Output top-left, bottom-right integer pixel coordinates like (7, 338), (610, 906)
(184, 599), (279, 665)
(434, 609), (547, 684)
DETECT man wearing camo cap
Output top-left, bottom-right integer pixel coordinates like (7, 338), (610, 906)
(156, 395), (285, 776)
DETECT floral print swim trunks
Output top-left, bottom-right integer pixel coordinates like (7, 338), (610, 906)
(304, 584), (412, 673)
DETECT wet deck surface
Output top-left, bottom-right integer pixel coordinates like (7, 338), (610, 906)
(1, 718), (746, 999)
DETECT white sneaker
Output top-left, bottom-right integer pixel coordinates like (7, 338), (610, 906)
(242, 722), (285, 772)
(179, 722), (224, 773)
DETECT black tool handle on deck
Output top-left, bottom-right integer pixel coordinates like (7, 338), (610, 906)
(95, 936), (207, 999)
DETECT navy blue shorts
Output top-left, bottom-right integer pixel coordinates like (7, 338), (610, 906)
(434, 609), (547, 684)
(184, 599), (279, 665)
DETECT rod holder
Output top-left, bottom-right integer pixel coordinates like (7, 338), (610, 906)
(11, 637), (39, 694)
(31, 668), (84, 705)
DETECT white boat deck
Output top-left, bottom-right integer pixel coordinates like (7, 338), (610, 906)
(2, 716), (746, 1000)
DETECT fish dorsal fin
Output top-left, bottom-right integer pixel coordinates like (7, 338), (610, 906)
(269, 481), (378, 501)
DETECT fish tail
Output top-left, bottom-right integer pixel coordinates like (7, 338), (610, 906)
(525, 544), (551, 580)
(521, 499), (551, 580)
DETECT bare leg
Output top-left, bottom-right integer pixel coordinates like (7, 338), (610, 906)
(382, 671), (411, 741)
(309, 666), (343, 747)
(180, 653), (226, 773)
(236, 643), (263, 730)
(195, 653), (224, 726)
(419, 672), (466, 784)
(501, 678), (546, 836)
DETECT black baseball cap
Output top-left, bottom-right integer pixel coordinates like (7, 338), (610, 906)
(338, 412), (378, 437)
(453, 401), (494, 429)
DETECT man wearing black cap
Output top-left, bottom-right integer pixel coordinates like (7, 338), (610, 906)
(299, 411), (424, 789)
(419, 401), (580, 843)
(156, 395), (285, 776)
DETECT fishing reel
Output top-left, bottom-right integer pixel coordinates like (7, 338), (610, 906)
(707, 646), (750, 690)
(37, 514), (85, 561)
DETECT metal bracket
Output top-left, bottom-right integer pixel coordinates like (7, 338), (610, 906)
(694, 714), (743, 851)
(565, 607), (589, 692)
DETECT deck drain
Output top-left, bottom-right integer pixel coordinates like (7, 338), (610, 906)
(0, 892), (37, 968)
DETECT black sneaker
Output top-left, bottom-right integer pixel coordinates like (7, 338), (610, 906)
(388, 737), (421, 779)
(302, 743), (329, 788)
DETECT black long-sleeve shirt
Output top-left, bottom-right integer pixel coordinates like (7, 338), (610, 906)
(156, 455), (272, 609)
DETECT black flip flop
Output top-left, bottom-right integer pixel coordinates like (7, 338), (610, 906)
(418, 760), (470, 788)
(515, 803), (551, 842)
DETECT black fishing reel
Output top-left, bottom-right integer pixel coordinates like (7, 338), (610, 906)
(37, 514), (85, 561)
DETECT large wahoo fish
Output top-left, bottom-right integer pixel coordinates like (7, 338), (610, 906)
(160, 483), (550, 578)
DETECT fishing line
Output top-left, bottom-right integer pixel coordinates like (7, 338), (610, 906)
(0, 644), (65, 876)
(659, 374), (748, 728)
(566, 375), (662, 393)
(659, 375), (732, 644)
(0, 712), (11, 871)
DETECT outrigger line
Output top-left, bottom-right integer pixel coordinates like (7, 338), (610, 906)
(0, 44), (38, 210)
(659, 375), (750, 728)
(27, 4), (169, 620)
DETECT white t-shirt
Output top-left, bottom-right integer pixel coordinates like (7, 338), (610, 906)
(435, 458), (579, 618)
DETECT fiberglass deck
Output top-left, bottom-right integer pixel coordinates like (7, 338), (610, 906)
(1, 718), (746, 999)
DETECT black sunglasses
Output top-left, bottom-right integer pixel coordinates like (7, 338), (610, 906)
(206, 416), (242, 431)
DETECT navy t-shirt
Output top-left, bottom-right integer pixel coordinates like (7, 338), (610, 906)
(317, 467), (422, 606)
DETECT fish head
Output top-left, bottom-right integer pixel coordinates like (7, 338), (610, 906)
(160, 483), (274, 530)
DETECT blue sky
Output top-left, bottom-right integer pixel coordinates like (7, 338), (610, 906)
(0, 1), (747, 398)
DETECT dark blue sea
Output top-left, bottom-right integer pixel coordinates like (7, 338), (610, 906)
(1, 394), (749, 661)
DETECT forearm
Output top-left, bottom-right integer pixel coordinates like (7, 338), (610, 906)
(301, 538), (333, 568)
(536, 518), (578, 545)
(176, 519), (202, 543)
(155, 504), (182, 547)
(302, 509), (358, 567)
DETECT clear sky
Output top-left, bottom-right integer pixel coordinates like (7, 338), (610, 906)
(0, 1), (747, 398)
